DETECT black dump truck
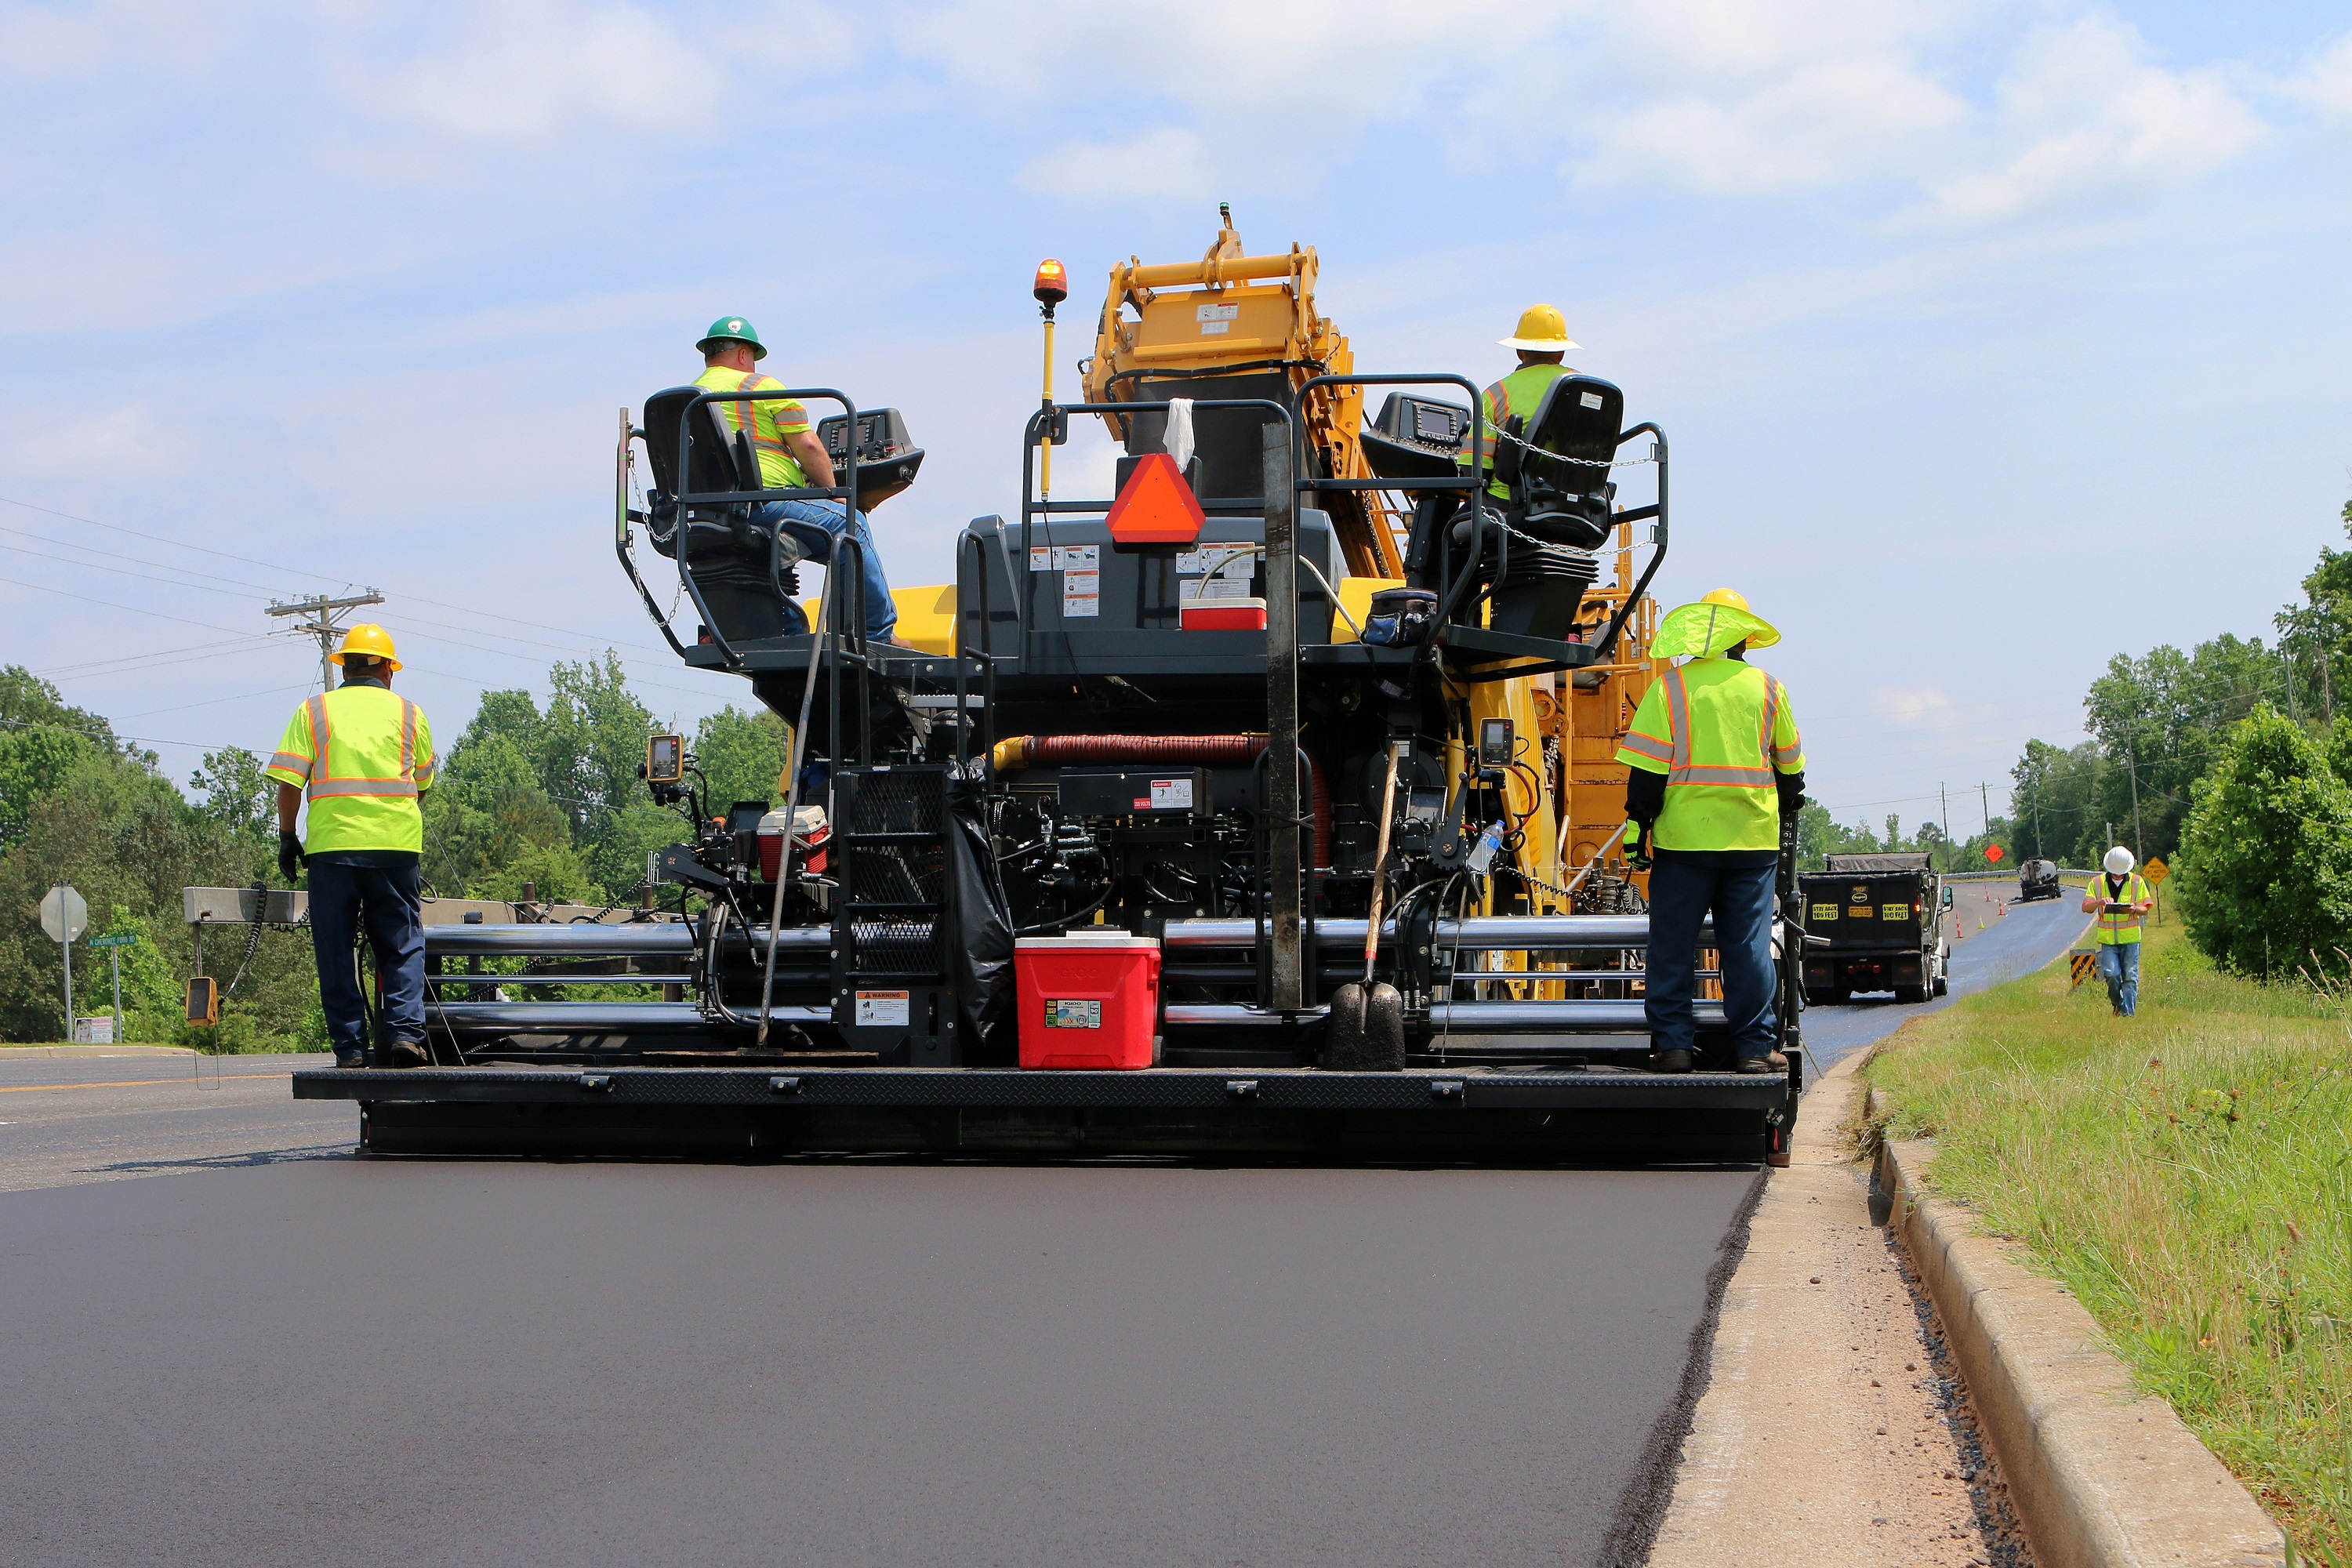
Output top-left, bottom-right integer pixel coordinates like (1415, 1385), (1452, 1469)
(2017, 858), (2062, 902)
(1799, 852), (1951, 1005)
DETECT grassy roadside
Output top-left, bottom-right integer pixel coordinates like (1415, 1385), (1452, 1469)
(1864, 918), (2352, 1564)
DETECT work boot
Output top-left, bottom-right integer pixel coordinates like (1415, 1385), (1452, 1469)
(332, 1048), (370, 1070)
(1652, 1048), (1693, 1075)
(1733, 1054), (1786, 1076)
(386, 1040), (430, 1069)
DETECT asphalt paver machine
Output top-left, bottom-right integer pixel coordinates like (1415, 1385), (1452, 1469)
(293, 214), (1804, 1163)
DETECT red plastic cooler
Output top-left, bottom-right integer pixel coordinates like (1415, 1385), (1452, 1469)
(1014, 931), (1161, 1069)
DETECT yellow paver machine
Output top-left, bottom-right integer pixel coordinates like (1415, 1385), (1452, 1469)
(294, 209), (1802, 1163)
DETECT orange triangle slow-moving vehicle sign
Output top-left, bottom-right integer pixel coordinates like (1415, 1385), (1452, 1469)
(1104, 454), (1206, 544)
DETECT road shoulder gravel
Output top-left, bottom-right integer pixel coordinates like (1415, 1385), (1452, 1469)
(1647, 1048), (2030, 1568)
(1872, 1127), (2286, 1568)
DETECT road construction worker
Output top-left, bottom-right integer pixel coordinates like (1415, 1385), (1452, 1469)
(1616, 589), (1806, 1075)
(693, 315), (901, 644)
(1456, 304), (1580, 500)
(2082, 846), (2154, 1016)
(263, 626), (437, 1070)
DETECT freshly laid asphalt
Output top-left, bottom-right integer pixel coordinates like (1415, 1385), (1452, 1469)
(0, 881), (2084, 1567)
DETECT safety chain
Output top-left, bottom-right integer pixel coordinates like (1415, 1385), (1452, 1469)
(1488, 423), (1659, 468)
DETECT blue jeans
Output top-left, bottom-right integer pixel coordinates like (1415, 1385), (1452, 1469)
(2096, 941), (2140, 1016)
(307, 854), (426, 1054)
(753, 499), (896, 640)
(1646, 855), (1779, 1061)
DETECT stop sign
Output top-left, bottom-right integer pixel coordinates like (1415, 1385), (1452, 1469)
(1985, 844), (2005, 863)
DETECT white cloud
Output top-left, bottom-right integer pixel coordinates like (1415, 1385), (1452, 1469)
(1017, 127), (1214, 205)
(1872, 685), (1958, 729)
(1922, 17), (2264, 226)
(8, 404), (195, 478)
(2289, 30), (2352, 118)
(349, 2), (713, 144)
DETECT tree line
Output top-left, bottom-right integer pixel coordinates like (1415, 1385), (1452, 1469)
(0, 655), (788, 1046)
(2002, 497), (2352, 978)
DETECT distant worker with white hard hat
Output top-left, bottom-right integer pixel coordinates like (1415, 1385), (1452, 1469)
(2081, 846), (2154, 1016)
(1616, 590), (1808, 1075)
(692, 315), (903, 644)
(263, 625), (437, 1069)
(1456, 303), (1581, 500)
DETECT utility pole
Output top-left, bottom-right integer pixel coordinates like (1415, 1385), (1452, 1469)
(2128, 746), (2143, 862)
(267, 590), (385, 689)
(1979, 781), (1991, 844)
(1939, 782), (1950, 872)
(2031, 757), (2044, 859)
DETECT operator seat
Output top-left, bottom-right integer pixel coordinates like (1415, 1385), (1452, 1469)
(640, 385), (807, 643)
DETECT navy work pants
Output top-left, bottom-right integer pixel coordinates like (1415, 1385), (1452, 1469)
(307, 853), (426, 1053)
(1645, 855), (1779, 1062)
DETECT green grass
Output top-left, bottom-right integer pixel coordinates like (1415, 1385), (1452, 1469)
(1865, 920), (2352, 1564)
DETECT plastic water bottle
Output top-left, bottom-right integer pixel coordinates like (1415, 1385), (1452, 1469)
(1466, 822), (1503, 874)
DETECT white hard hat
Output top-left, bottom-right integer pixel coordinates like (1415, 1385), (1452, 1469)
(2103, 846), (2135, 875)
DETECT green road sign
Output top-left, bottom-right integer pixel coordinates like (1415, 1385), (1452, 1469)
(89, 932), (140, 950)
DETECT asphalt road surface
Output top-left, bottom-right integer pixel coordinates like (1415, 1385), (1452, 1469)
(0, 884), (2082, 1567)
(1804, 877), (2089, 1069)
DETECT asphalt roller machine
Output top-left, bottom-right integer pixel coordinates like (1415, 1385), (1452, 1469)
(294, 214), (1806, 1163)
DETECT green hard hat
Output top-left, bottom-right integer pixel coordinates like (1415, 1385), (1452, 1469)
(696, 315), (766, 359)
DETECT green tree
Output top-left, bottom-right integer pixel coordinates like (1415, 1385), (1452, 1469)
(695, 705), (789, 815)
(2174, 706), (2352, 980)
(189, 746), (275, 855)
(2082, 634), (2289, 862)
(2009, 739), (2107, 865)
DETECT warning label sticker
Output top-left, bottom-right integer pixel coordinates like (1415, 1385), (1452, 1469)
(1178, 542), (1255, 575)
(1881, 903), (1911, 922)
(1029, 544), (1100, 572)
(1811, 903), (1839, 920)
(1196, 303), (1240, 322)
(1149, 777), (1195, 810)
(1062, 568), (1099, 618)
(855, 990), (910, 1027)
(1046, 999), (1102, 1029)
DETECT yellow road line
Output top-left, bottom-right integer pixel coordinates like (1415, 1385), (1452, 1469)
(0, 1073), (288, 1094)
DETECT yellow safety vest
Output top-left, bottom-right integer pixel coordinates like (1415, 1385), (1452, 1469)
(263, 684), (437, 855)
(2090, 872), (2152, 946)
(1615, 658), (1804, 852)
(694, 365), (811, 489)
(1456, 362), (1571, 499)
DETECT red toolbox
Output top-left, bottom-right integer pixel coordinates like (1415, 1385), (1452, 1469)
(1014, 931), (1161, 1069)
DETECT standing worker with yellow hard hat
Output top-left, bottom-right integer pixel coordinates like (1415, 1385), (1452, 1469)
(263, 626), (438, 1070)
(1616, 590), (1808, 1074)
(1457, 304), (1581, 499)
(692, 315), (903, 644)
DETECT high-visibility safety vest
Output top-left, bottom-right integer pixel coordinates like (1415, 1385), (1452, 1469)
(1456, 361), (1572, 499)
(2090, 872), (2153, 946)
(694, 365), (812, 490)
(263, 684), (437, 855)
(1614, 658), (1804, 852)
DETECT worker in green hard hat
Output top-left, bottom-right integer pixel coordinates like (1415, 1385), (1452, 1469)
(1615, 588), (1807, 1076)
(1455, 303), (1581, 501)
(692, 315), (902, 644)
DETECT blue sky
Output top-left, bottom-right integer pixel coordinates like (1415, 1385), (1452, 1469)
(2, 0), (2347, 834)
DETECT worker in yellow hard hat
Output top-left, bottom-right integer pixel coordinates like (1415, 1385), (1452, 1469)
(263, 625), (438, 1069)
(1615, 588), (1806, 1076)
(1456, 303), (1582, 500)
(693, 316), (906, 644)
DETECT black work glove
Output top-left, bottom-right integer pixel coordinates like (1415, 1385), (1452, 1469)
(278, 832), (305, 882)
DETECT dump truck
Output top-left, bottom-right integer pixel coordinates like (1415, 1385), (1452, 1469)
(275, 209), (1803, 1164)
(1798, 853), (1950, 1004)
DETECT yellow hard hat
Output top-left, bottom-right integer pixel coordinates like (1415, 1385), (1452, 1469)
(1498, 303), (1581, 354)
(1695, 588), (1780, 648)
(331, 623), (401, 672)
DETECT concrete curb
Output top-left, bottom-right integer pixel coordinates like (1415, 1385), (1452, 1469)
(0, 1044), (198, 1058)
(1867, 1115), (2286, 1568)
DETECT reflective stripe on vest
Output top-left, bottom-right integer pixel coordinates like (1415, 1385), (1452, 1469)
(1663, 666), (1774, 788)
(303, 693), (423, 800)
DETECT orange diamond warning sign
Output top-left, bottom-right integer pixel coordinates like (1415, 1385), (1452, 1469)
(1105, 453), (1206, 544)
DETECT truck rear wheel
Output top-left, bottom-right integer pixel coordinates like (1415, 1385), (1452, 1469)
(1893, 982), (1926, 1004)
(1932, 973), (1948, 998)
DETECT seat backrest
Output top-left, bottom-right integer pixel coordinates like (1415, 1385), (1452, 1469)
(643, 386), (761, 498)
(1520, 375), (1625, 474)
